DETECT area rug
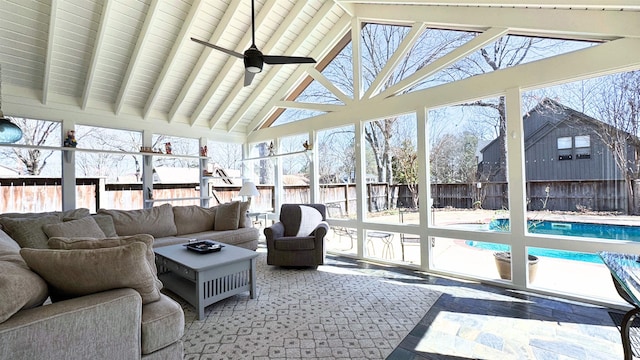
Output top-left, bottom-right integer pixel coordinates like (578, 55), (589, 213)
(163, 249), (441, 360)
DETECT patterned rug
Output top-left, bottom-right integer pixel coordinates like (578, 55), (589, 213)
(164, 249), (441, 360)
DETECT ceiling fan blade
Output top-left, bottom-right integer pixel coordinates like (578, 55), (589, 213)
(191, 37), (244, 59)
(263, 55), (316, 65)
(244, 70), (256, 87)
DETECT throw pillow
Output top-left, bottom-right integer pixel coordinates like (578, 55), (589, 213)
(98, 203), (177, 238)
(48, 234), (162, 290)
(0, 215), (62, 249)
(238, 201), (251, 228)
(296, 205), (324, 237)
(91, 214), (118, 237)
(214, 201), (241, 231)
(172, 205), (216, 234)
(42, 216), (107, 239)
(0, 261), (49, 323)
(21, 242), (161, 304)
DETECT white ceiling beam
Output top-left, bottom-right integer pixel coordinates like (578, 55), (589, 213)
(142, 0), (205, 120)
(377, 27), (509, 99)
(207, 0), (309, 129)
(227, 1), (341, 132)
(336, 0), (640, 10)
(191, 0), (279, 126)
(114, 0), (161, 115)
(307, 67), (352, 105)
(245, 14), (352, 133)
(167, 0), (243, 123)
(42, 0), (59, 105)
(353, 4), (640, 39)
(275, 101), (345, 112)
(362, 22), (426, 99)
(82, 0), (113, 110)
(352, 17), (362, 100)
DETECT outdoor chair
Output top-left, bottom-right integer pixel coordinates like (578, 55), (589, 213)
(264, 203), (329, 267)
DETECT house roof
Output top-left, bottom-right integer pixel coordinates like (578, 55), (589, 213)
(1, 1), (638, 142)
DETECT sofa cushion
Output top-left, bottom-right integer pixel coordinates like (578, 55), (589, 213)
(172, 205), (216, 235)
(48, 234), (162, 291)
(141, 294), (185, 355)
(0, 260), (49, 323)
(20, 242), (161, 304)
(91, 214), (118, 237)
(42, 216), (106, 239)
(98, 203), (177, 238)
(0, 215), (62, 249)
(214, 201), (240, 231)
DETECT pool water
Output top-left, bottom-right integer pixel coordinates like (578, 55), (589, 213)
(465, 219), (640, 264)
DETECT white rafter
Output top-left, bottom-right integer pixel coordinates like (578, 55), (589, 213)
(336, 0), (640, 10)
(227, 0), (341, 132)
(245, 15), (352, 133)
(274, 101), (344, 112)
(306, 67), (352, 105)
(352, 17), (362, 100)
(142, 0), (205, 120)
(362, 23), (426, 99)
(114, 0), (161, 115)
(376, 27), (508, 99)
(82, 0), (113, 110)
(207, 0), (309, 129)
(42, 0), (59, 105)
(167, 0), (243, 123)
(190, 0), (279, 126)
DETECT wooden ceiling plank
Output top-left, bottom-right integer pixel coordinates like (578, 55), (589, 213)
(114, 0), (161, 115)
(227, 0), (340, 132)
(168, 0), (243, 122)
(191, 0), (279, 127)
(143, 0), (205, 120)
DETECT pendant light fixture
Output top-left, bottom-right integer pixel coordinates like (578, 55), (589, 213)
(0, 64), (23, 144)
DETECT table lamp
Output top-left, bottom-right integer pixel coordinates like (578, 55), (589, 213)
(238, 181), (260, 205)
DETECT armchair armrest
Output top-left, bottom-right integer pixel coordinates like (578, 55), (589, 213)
(264, 221), (285, 241)
(314, 221), (329, 241)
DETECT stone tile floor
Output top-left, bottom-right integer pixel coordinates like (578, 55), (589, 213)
(379, 260), (629, 359)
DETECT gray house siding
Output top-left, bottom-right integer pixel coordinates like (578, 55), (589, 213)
(479, 99), (624, 182)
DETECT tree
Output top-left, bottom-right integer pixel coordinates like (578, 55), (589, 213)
(392, 139), (418, 207)
(593, 71), (640, 214)
(0, 117), (60, 175)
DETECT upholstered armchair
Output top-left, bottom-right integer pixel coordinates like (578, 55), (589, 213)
(264, 204), (329, 267)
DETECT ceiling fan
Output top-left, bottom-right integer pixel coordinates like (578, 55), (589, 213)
(191, 0), (316, 87)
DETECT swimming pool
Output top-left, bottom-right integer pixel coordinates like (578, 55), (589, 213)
(465, 219), (640, 264)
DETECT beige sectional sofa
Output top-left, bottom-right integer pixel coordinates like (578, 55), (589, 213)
(0, 202), (259, 360)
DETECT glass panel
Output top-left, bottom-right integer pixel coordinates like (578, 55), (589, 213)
(364, 114), (417, 224)
(150, 135), (200, 206)
(429, 97), (508, 230)
(317, 125), (356, 219)
(0, 117), (62, 212)
(327, 226), (357, 256)
(431, 237), (512, 280)
(528, 247), (622, 304)
(74, 125), (143, 210)
(557, 137), (572, 149)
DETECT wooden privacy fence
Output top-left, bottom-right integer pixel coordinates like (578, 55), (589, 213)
(0, 178), (638, 215)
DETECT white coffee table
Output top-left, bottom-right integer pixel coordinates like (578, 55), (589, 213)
(154, 242), (259, 320)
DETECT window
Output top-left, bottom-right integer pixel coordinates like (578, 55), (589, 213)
(557, 136), (572, 160)
(575, 135), (591, 159)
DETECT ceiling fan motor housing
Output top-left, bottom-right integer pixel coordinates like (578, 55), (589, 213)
(244, 47), (264, 73)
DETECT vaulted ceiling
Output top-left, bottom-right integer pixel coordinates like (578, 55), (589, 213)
(1, 1), (638, 142)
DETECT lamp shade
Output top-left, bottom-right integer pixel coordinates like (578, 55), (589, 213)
(238, 181), (259, 197)
(0, 118), (23, 143)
